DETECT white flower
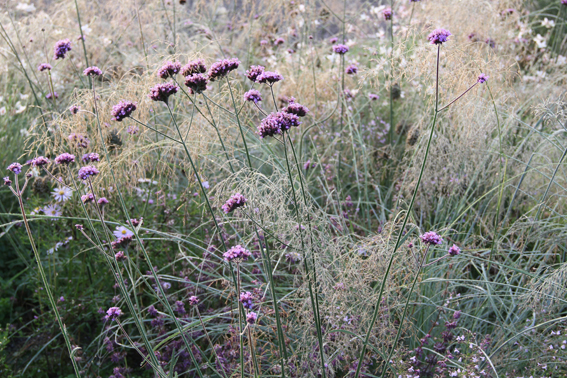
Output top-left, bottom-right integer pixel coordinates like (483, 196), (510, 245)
(43, 204), (62, 219)
(0, 107), (6, 116)
(202, 181), (210, 189)
(81, 24), (92, 35)
(298, 4), (305, 12)
(16, 2), (36, 12)
(19, 93), (29, 100)
(534, 34), (547, 48)
(52, 187), (73, 202)
(15, 102), (27, 114)
(30, 207), (42, 216)
(541, 18), (555, 29)
(113, 226), (134, 239)
(20, 128), (29, 136)
(556, 55), (566, 65)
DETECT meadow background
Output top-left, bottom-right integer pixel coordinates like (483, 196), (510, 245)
(0, 0), (566, 377)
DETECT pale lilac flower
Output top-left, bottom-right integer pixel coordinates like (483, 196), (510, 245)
(448, 244), (461, 256)
(106, 307), (122, 320)
(223, 245), (251, 262)
(207, 58), (240, 81)
(3, 177), (12, 186)
(148, 83), (179, 103)
(240, 292), (254, 310)
(127, 125), (139, 135)
(157, 61), (181, 79)
(54, 153), (76, 165)
(244, 89), (262, 103)
(52, 187), (73, 202)
(31, 156), (50, 167)
(189, 296), (200, 306)
(111, 101), (137, 121)
(83, 66), (102, 76)
(246, 311), (258, 324)
(346, 64), (358, 75)
(369, 93), (379, 101)
(181, 59), (207, 76)
(246, 65), (265, 82)
(222, 193), (247, 213)
(256, 71), (283, 85)
(274, 37), (285, 45)
(7, 163), (22, 174)
(427, 28), (452, 45)
(329, 37), (338, 44)
(383, 8), (392, 20)
(332, 44), (349, 54)
(46, 92), (58, 100)
(114, 226), (134, 239)
(97, 197), (109, 206)
(477, 73), (489, 84)
(115, 251), (127, 262)
(38, 63), (52, 71)
(147, 305), (158, 316)
(82, 153), (100, 163)
(420, 231), (443, 245)
(184, 73), (208, 93)
(69, 105), (80, 114)
(53, 39), (72, 60)
(68, 133), (90, 148)
(81, 193), (95, 203)
(78, 165), (99, 180)
(258, 111), (301, 138)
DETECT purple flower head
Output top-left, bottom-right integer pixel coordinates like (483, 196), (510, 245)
(208, 58), (240, 82)
(83, 66), (102, 76)
(38, 63), (52, 72)
(223, 245), (251, 262)
(78, 165), (99, 180)
(147, 305), (158, 316)
(563, 0), (567, 5)
(332, 44), (349, 54)
(112, 101), (137, 122)
(148, 83), (179, 103)
(75, 224), (84, 230)
(256, 71), (283, 85)
(69, 105), (80, 114)
(244, 89), (262, 103)
(383, 8), (392, 20)
(184, 73), (208, 93)
(448, 244), (461, 256)
(419, 231), (443, 245)
(453, 310), (461, 320)
(181, 59), (207, 76)
(369, 93), (379, 101)
(111, 235), (133, 249)
(97, 197), (109, 206)
(175, 300), (186, 315)
(3, 177), (11, 186)
(246, 65), (265, 82)
(7, 163), (22, 175)
(81, 193), (95, 203)
(274, 37), (285, 45)
(189, 296), (200, 306)
(157, 61), (181, 79)
(53, 39), (72, 60)
(31, 156), (50, 167)
(115, 251), (127, 262)
(46, 92), (59, 100)
(257, 111), (301, 138)
(129, 218), (143, 227)
(82, 152), (100, 163)
(282, 101), (309, 117)
(427, 28), (452, 45)
(346, 64), (358, 75)
(329, 37), (338, 44)
(246, 311), (258, 324)
(68, 133), (90, 148)
(477, 73), (489, 84)
(106, 307), (122, 320)
(240, 291), (254, 310)
(485, 38), (496, 48)
(222, 193), (247, 213)
(55, 153), (76, 165)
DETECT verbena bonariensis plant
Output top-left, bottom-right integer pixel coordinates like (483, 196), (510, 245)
(1, 1), (567, 377)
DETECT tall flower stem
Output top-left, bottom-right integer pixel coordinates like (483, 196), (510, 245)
(235, 265), (245, 378)
(202, 94), (235, 173)
(353, 44), (441, 378)
(388, 0), (395, 145)
(73, 0), (90, 87)
(12, 177), (81, 378)
(225, 77), (253, 168)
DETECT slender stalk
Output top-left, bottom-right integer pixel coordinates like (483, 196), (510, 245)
(73, 0), (91, 87)
(226, 77), (253, 168)
(236, 266), (245, 378)
(353, 44), (441, 378)
(13, 177), (81, 378)
(202, 94), (235, 173)
(437, 82), (478, 112)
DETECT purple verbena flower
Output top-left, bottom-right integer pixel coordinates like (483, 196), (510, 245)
(112, 101), (137, 122)
(147, 305), (158, 316)
(189, 296), (200, 306)
(55, 153), (76, 165)
(346, 64), (358, 75)
(78, 165), (99, 180)
(75, 224), (84, 230)
(244, 89), (262, 103)
(369, 93), (379, 101)
(329, 37), (338, 44)
(3, 177), (11, 186)
(81, 193), (95, 203)
(427, 28), (452, 45)
(240, 292), (254, 310)
(7, 163), (22, 175)
(175, 300), (186, 315)
(453, 310), (461, 319)
(38, 63), (52, 72)
(477, 73), (489, 84)
(106, 307), (122, 320)
(31, 156), (50, 167)
(46, 92), (58, 100)
(257, 111), (301, 138)
(83, 66), (102, 76)
(256, 71), (283, 85)
(383, 8), (392, 20)
(282, 101), (309, 117)
(97, 197), (109, 206)
(148, 83), (179, 103)
(82, 153), (100, 163)
(246, 311), (258, 324)
(181, 59), (207, 76)
(208, 58), (240, 81)
(111, 235), (133, 249)
(246, 65), (265, 82)
(332, 44), (349, 54)
(158, 61), (181, 79)
(68, 133), (90, 148)
(69, 105), (80, 114)
(448, 244), (461, 256)
(115, 251), (127, 262)
(274, 37), (285, 45)
(184, 73), (208, 93)
(223, 245), (251, 262)
(53, 39), (72, 60)
(419, 231), (443, 245)
(222, 193), (247, 213)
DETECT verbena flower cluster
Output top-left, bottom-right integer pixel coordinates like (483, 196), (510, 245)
(257, 111), (301, 138)
(53, 39), (72, 59)
(157, 61), (181, 79)
(207, 58), (239, 81)
(420, 231), (444, 245)
(222, 193), (247, 213)
(78, 165), (99, 180)
(148, 83), (179, 103)
(223, 245), (251, 262)
(427, 28), (452, 45)
(112, 101), (137, 121)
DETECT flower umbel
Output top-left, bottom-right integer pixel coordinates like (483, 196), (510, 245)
(222, 193), (247, 213)
(427, 28), (452, 45)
